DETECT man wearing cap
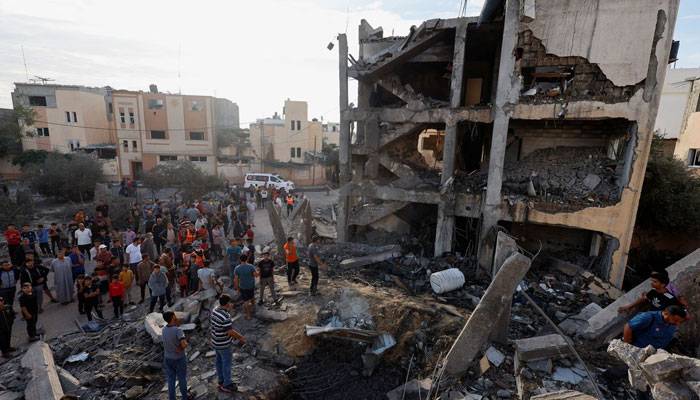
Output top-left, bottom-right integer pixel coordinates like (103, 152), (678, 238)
(307, 236), (328, 296)
(95, 244), (112, 268)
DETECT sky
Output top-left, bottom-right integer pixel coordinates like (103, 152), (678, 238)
(0, 0), (698, 127)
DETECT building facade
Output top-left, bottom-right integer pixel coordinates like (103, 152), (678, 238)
(654, 67), (700, 167)
(11, 83), (113, 152)
(323, 122), (340, 146)
(111, 90), (217, 179)
(337, 0), (681, 288)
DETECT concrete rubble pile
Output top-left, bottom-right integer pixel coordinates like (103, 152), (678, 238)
(0, 286), (292, 400)
(458, 147), (620, 207)
(608, 339), (700, 400)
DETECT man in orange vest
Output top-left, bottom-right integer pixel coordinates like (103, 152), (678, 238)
(285, 193), (294, 217)
(284, 237), (299, 286)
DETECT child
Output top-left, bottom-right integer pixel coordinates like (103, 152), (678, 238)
(76, 274), (86, 314)
(245, 225), (255, 241)
(618, 271), (684, 313)
(19, 283), (39, 342)
(178, 265), (189, 297)
(60, 224), (70, 248)
(201, 237), (211, 260)
(118, 264), (135, 305)
(0, 297), (16, 358)
(81, 276), (103, 321)
(108, 275), (125, 319)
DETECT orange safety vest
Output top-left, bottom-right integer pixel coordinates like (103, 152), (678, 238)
(286, 196), (294, 205)
(185, 230), (196, 244)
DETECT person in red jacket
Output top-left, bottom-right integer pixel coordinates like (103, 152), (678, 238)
(108, 275), (125, 319)
(4, 224), (21, 267)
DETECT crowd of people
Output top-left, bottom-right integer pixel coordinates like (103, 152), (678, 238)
(0, 183), (331, 398)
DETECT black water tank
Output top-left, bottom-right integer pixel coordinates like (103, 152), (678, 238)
(478, 0), (505, 26)
(669, 40), (680, 62)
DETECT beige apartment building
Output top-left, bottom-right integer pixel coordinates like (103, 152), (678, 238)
(246, 100), (326, 185)
(111, 89), (217, 178)
(11, 83), (113, 152)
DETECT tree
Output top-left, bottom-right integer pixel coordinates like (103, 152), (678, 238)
(216, 128), (250, 153)
(0, 105), (36, 158)
(27, 152), (103, 202)
(140, 160), (224, 203)
(636, 133), (700, 235)
(11, 149), (54, 168)
(321, 141), (339, 167)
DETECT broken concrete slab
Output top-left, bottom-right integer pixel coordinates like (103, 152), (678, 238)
(531, 390), (596, 399)
(582, 174), (601, 190)
(444, 252), (532, 377)
(584, 248), (700, 343)
(607, 339), (656, 367)
(515, 334), (573, 362)
(558, 303), (602, 335)
(485, 346), (506, 367)
(528, 359), (553, 374)
(55, 366), (80, 393)
(21, 341), (65, 400)
(144, 312), (167, 343)
(0, 392), (23, 400)
(640, 352), (686, 382)
(651, 380), (693, 400)
(339, 246), (402, 268)
(255, 309), (289, 322)
(552, 367), (584, 384)
(124, 385), (143, 399)
(386, 378), (431, 400)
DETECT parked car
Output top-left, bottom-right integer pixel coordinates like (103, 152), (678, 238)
(243, 173), (295, 191)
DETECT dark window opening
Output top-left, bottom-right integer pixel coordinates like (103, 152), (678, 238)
(29, 96), (47, 106)
(150, 130), (166, 139)
(189, 131), (204, 141)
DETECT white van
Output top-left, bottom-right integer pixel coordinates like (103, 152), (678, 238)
(243, 173), (295, 191)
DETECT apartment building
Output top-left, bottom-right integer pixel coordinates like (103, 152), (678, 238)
(323, 122), (340, 146)
(337, 0), (680, 288)
(111, 88), (217, 179)
(11, 83), (113, 152)
(654, 66), (700, 166)
(246, 100), (325, 185)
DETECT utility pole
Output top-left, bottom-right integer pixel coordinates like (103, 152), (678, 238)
(260, 119), (264, 173)
(312, 135), (317, 186)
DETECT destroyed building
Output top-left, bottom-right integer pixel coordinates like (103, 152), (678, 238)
(335, 0), (681, 289)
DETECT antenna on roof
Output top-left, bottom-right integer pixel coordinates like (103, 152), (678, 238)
(178, 42), (181, 95)
(32, 75), (55, 84)
(21, 46), (29, 82)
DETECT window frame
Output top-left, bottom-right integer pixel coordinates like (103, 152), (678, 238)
(290, 148), (296, 158)
(189, 156), (208, 162)
(150, 130), (166, 140)
(129, 112), (135, 124)
(72, 112), (77, 123)
(147, 99), (164, 110)
(191, 101), (202, 111)
(29, 96), (47, 106)
(159, 155), (178, 162)
(65, 111), (71, 123)
(297, 147), (301, 158)
(119, 112), (126, 124)
(297, 120), (301, 130)
(688, 149), (700, 167)
(188, 131), (205, 141)
(290, 121), (295, 131)
(35, 127), (50, 137)
(132, 140), (138, 150)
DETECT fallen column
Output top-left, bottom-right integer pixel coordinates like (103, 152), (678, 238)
(21, 341), (65, 400)
(339, 245), (402, 268)
(266, 201), (287, 255)
(444, 252), (532, 377)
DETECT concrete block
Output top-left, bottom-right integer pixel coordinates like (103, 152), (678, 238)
(651, 381), (693, 400)
(124, 385), (143, 399)
(255, 309), (289, 322)
(607, 339), (656, 366)
(515, 334), (573, 362)
(20, 341), (64, 400)
(444, 253), (531, 377)
(558, 303), (602, 335)
(528, 359), (553, 373)
(55, 367), (80, 393)
(548, 257), (581, 277)
(531, 390), (596, 399)
(145, 312), (167, 343)
(687, 382), (700, 397)
(584, 249), (700, 343)
(582, 174), (601, 189)
(485, 346), (506, 367)
(640, 352), (685, 382)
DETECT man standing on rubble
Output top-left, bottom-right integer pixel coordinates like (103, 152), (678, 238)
(234, 254), (257, 320)
(211, 294), (247, 393)
(162, 310), (189, 400)
(307, 236), (328, 296)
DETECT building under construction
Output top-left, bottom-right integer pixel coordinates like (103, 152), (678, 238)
(335, 0), (681, 289)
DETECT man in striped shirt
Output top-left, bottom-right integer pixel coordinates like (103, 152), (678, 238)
(210, 294), (247, 393)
